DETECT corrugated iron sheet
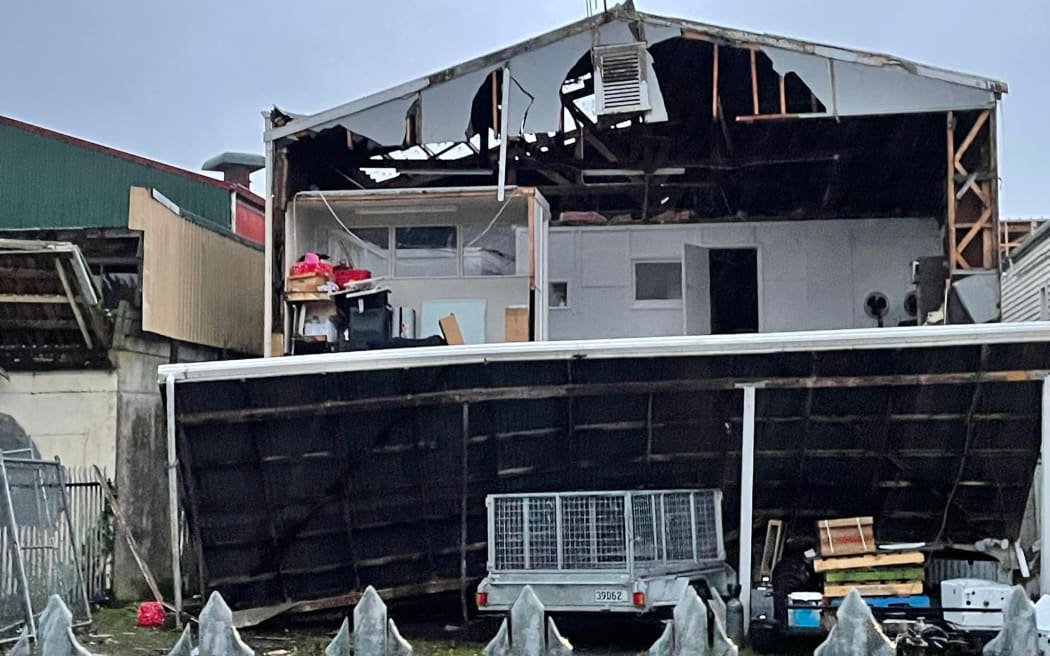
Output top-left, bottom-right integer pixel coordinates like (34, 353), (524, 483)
(129, 188), (263, 354)
(0, 240), (110, 370)
(1002, 224), (1050, 322)
(0, 118), (231, 230)
(168, 334), (1049, 611)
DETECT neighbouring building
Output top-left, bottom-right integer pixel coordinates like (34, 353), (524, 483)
(0, 114), (265, 602)
(1002, 221), (1050, 322)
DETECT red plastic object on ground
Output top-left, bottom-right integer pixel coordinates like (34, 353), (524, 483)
(136, 601), (165, 628)
(334, 268), (371, 287)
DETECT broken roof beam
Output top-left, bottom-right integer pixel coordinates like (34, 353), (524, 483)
(177, 368), (1050, 427)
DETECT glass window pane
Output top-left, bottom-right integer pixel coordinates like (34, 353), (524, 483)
(635, 262), (682, 301)
(314, 227), (390, 276)
(395, 226), (458, 277)
(549, 282), (569, 308)
(463, 224), (517, 276)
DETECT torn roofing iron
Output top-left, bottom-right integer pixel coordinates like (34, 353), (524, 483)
(0, 239), (110, 370)
(266, 4), (1008, 145)
(168, 327), (1048, 611)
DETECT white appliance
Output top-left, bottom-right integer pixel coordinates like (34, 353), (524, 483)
(941, 578), (1012, 630)
(1036, 595), (1050, 655)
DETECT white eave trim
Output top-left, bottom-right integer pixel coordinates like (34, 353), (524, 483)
(159, 322), (1050, 385)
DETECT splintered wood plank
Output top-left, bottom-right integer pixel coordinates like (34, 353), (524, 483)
(813, 551), (925, 573)
(824, 567), (925, 583)
(824, 581), (923, 598)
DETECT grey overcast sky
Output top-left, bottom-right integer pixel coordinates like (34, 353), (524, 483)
(1, 0), (1046, 216)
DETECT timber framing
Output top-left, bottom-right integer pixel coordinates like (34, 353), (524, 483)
(946, 110), (1000, 271)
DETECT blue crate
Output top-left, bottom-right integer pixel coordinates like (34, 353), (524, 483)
(830, 595), (931, 609)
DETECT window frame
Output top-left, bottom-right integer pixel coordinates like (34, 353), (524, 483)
(549, 281), (570, 309)
(632, 259), (684, 309)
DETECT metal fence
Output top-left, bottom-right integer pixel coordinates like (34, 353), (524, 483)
(0, 453), (91, 643)
(489, 489), (724, 573)
(64, 467), (112, 602)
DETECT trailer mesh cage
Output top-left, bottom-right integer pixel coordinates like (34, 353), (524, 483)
(489, 490), (723, 572)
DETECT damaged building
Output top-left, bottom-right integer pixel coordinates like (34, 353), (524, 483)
(158, 2), (1050, 629)
(0, 115), (265, 607)
(263, 2), (1005, 351)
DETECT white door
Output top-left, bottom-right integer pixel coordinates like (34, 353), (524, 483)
(683, 244), (711, 335)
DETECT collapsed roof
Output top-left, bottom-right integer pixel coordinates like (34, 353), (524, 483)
(266, 2), (1006, 224)
(163, 323), (1048, 612)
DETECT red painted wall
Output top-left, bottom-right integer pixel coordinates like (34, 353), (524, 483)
(235, 200), (264, 244)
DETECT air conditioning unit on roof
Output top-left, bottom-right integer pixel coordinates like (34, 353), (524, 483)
(593, 43), (651, 116)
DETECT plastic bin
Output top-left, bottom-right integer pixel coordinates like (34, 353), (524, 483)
(788, 592), (823, 628)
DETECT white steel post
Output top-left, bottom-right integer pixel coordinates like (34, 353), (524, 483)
(497, 66), (511, 201)
(166, 374), (183, 628)
(1041, 376), (1050, 595)
(739, 384), (757, 635)
(263, 115), (275, 357)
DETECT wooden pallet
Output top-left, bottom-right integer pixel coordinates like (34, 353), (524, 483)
(813, 551), (924, 573)
(823, 582), (923, 598)
(824, 567), (925, 583)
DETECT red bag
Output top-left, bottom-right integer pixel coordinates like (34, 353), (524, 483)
(136, 601), (165, 628)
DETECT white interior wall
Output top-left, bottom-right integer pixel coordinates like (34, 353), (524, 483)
(286, 197), (535, 344)
(0, 371), (118, 471)
(547, 218), (942, 340)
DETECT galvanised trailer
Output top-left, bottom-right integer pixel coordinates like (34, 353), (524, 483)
(476, 489), (734, 613)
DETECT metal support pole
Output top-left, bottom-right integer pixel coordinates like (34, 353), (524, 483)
(0, 451), (36, 640)
(1041, 376), (1050, 595)
(166, 374), (183, 629)
(460, 402), (470, 622)
(739, 384), (757, 636)
(496, 66), (511, 201)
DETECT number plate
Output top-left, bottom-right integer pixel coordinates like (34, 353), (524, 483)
(594, 589), (626, 603)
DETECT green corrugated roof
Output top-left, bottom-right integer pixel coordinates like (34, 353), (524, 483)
(0, 117), (232, 230)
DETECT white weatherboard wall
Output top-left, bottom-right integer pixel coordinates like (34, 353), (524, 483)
(547, 218), (942, 339)
(0, 371), (118, 472)
(1002, 232), (1050, 322)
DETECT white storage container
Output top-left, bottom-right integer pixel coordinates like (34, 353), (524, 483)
(788, 592), (823, 629)
(941, 578), (1011, 630)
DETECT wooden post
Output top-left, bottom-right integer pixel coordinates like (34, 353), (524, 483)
(712, 45), (720, 119)
(779, 75), (787, 115)
(946, 112), (959, 272)
(750, 49), (759, 115)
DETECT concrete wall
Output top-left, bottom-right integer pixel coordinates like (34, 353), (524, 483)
(112, 330), (221, 601)
(0, 371), (118, 471)
(547, 218), (942, 339)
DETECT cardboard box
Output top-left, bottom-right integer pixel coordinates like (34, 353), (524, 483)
(286, 273), (329, 293)
(439, 314), (465, 345)
(817, 516), (875, 557)
(505, 305), (529, 342)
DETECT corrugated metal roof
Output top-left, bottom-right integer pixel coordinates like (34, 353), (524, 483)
(0, 239), (110, 370)
(0, 115), (261, 230)
(167, 328), (1049, 611)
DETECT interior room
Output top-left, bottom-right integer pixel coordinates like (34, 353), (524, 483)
(282, 190), (546, 352)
